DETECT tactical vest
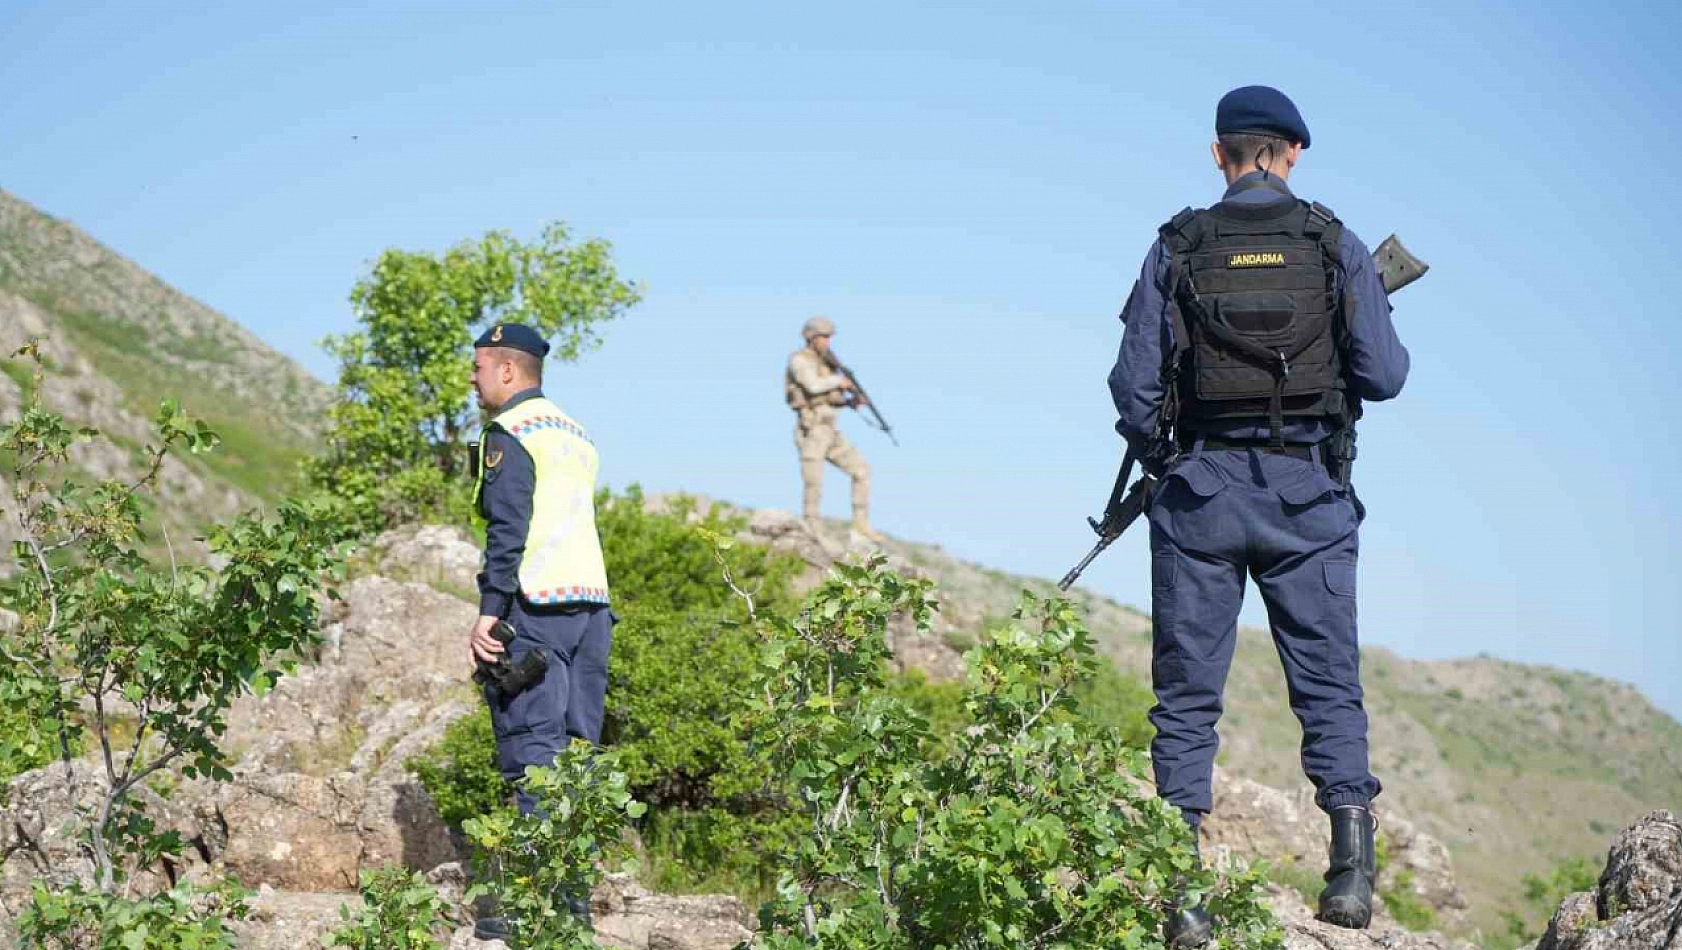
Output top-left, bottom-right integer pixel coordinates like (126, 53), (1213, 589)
(1158, 192), (1350, 446)
(785, 347), (845, 424)
(474, 396), (611, 607)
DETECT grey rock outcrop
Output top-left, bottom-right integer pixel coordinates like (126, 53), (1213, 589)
(1268, 885), (1477, 950)
(1538, 810), (1681, 950)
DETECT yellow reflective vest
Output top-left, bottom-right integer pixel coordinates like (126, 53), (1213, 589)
(475, 396), (610, 606)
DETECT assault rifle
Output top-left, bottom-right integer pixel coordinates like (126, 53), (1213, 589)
(1056, 234), (1427, 592)
(821, 349), (898, 446)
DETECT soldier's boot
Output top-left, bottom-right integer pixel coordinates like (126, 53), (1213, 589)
(473, 915), (515, 944)
(1317, 804), (1377, 929)
(1165, 835), (1214, 948)
(849, 520), (885, 545)
(564, 889), (593, 928)
(849, 483), (885, 545)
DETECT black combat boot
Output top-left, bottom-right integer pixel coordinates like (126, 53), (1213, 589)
(1165, 835), (1214, 948)
(1317, 804), (1377, 929)
(472, 914), (516, 945)
(564, 889), (593, 928)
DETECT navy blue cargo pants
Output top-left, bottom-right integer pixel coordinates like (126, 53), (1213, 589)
(484, 601), (615, 816)
(1146, 443), (1382, 822)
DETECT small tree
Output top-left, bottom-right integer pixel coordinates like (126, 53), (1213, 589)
(740, 557), (1282, 950)
(0, 344), (347, 942)
(306, 223), (642, 531)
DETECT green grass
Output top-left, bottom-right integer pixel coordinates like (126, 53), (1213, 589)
(52, 308), (315, 502)
(1381, 869), (1438, 931)
(1267, 857), (1323, 906)
(2, 358), (37, 400)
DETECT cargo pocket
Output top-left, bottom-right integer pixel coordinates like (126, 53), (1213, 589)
(1171, 456), (1229, 499)
(1275, 463), (1355, 544)
(1324, 560), (1357, 598)
(1320, 559), (1359, 677)
(501, 641), (563, 738)
(1150, 552), (1183, 684)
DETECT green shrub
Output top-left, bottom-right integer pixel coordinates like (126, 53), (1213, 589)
(328, 866), (451, 950)
(1498, 854), (1601, 947)
(19, 877), (250, 949)
(2, 354), (345, 898)
(635, 805), (805, 903)
(465, 744), (644, 950)
(743, 560), (1283, 949)
(1073, 653), (1156, 749)
(407, 707), (505, 832)
(595, 488), (802, 618)
(1381, 868), (1437, 931)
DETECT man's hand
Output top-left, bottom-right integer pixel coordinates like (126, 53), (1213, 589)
(469, 615), (505, 665)
(839, 376), (857, 391)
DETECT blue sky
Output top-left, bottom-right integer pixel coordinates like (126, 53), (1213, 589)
(3, 0), (1679, 718)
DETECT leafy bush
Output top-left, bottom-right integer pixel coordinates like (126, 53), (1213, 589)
(962, 615), (1155, 750)
(465, 743), (644, 950)
(329, 866), (452, 950)
(742, 558), (1282, 949)
(0, 683), (77, 784)
(1074, 655), (1157, 750)
(635, 804), (806, 903)
(18, 873), (249, 948)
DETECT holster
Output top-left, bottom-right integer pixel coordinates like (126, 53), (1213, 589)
(1326, 427), (1358, 489)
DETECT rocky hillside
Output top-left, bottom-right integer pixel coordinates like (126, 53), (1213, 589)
(0, 521), (1484, 950)
(0, 188), (1674, 944)
(0, 186), (329, 565)
(679, 497), (1682, 942)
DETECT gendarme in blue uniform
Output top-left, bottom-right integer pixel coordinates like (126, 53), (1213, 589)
(478, 384), (615, 815)
(1108, 171), (1410, 823)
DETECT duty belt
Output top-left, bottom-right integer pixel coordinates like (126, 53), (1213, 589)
(1184, 436), (1317, 461)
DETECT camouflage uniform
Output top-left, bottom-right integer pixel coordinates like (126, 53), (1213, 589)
(785, 316), (876, 538)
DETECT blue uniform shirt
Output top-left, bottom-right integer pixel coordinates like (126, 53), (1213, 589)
(1108, 172), (1410, 453)
(477, 386), (543, 618)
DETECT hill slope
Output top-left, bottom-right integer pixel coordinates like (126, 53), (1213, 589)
(0, 187), (330, 560)
(1, 187), (1672, 942)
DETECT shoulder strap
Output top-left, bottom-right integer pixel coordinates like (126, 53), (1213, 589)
(1303, 200), (1345, 265)
(1159, 206), (1203, 254)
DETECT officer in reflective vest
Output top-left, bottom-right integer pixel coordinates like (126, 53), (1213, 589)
(1108, 86), (1410, 945)
(466, 322), (614, 937)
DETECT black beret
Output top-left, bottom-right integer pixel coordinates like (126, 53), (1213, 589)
(474, 323), (550, 358)
(1215, 85), (1311, 149)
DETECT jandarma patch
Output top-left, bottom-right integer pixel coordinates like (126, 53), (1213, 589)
(1228, 252), (1286, 267)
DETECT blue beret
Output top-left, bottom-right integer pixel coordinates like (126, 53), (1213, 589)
(474, 323), (550, 358)
(1215, 85), (1311, 149)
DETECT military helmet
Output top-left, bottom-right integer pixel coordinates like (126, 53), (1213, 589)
(802, 315), (835, 341)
